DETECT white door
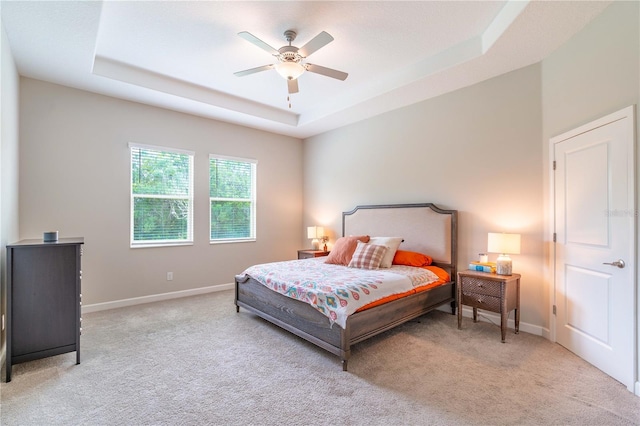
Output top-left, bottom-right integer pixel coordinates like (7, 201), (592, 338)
(553, 105), (635, 392)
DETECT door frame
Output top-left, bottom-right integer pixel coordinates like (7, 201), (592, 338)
(548, 104), (637, 395)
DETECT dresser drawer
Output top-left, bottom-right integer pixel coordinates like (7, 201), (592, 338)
(460, 276), (502, 297)
(461, 292), (501, 312)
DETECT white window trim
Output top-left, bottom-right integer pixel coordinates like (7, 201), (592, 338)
(128, 142), (194, 156)
(209, 154), (257, 244)
(130, 143), (195, 248)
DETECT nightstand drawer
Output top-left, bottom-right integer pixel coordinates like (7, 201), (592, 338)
(460, 276), (502, 297)
(298, 250), (330, 259)
(461, 292), (501, 312)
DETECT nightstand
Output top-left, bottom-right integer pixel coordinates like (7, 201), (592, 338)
(457, 270), (521, 342)
(297, 249), (330, 259)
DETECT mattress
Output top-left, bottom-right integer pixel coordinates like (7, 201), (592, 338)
(237, 258), (450, 328)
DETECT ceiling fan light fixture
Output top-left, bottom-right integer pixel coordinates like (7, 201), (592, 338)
(275, 62), (305, 80)
(235, 29), (347, 94)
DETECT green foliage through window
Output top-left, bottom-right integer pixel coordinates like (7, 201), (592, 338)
(131, 145), (193, 245)
(210, 156), (256, 241)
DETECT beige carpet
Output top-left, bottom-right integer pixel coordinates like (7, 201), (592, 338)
(2, 289), (639, 425)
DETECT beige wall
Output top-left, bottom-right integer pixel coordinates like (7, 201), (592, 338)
(304, 64), (545, 329)
(18, 79), (303, 306)
(1, 17), (20, 363)
(542, 1), (639, 140)
(303, 0), (639, 335)
(8, 1), (639, 338)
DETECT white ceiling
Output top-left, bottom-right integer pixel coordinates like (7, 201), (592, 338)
(1, 1), (611, 139)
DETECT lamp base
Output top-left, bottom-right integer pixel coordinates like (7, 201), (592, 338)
(496, 254), (512, 275)
(311, 239), (320, 250)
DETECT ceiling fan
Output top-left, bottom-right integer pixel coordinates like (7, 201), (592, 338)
(234, 29), (348, 96)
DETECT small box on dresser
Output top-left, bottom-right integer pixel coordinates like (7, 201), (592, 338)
(5, 237), (84, 382)
(457, 270), (521, 342)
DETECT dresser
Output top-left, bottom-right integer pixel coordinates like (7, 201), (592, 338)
(6, 237), (84, 382)
(457, 270), (521, 342)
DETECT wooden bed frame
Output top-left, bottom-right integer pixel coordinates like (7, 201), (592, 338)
(235, 203), (458, 371)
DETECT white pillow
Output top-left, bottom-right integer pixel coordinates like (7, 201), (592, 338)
(368, 237), (403, 268)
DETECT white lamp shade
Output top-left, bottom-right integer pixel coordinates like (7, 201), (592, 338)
(307, 226), (316, 239)
(307, 226), (324, 239)
(276, 62), (305, 80)
(487, 232), (521, 255)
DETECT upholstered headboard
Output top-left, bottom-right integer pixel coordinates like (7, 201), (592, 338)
(343, 203), (457, 275)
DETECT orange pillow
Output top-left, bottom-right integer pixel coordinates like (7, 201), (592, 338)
(325, 235), (370, 266)
(392, 250), (432, 267)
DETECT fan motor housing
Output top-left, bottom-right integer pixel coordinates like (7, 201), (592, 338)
(278, 46), (303, 63)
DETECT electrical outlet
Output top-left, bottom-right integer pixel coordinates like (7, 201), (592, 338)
(166, 272), (173, 281)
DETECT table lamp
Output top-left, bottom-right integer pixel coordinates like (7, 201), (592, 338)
(487, 232), (521, 275)
(307, 226), (325, 250)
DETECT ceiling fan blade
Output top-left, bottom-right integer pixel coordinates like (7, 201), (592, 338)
(234, 64), (274, 77)
(305, 63), (348, 81)
(238, 31), (279, 56)
(287, 78), (299, 94)
(298, 31), (334, 57)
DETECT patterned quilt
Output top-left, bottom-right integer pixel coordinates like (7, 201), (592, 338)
(238, 258), (440, 328)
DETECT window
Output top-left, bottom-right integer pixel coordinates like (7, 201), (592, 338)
(209, 155), (256, 243)
(130, 144), (194, 247)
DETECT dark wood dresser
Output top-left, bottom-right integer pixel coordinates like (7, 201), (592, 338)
(6, 237), (84, 382)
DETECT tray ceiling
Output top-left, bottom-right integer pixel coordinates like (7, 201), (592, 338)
(1, 1), (611, 138)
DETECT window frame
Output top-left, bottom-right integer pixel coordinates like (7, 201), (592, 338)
(209, 154), (257, 244)
(129, 143), (195, 248)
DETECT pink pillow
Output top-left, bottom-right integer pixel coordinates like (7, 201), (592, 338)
(324, 235), (370, 266)
(348, 242), (388, 270)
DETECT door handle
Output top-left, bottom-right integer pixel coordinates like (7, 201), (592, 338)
(603, 259), (625, 269)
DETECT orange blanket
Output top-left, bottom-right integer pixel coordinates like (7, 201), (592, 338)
(355, 265), (450, 312)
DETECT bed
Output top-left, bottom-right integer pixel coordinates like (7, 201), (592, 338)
(234, 203), (458, 371)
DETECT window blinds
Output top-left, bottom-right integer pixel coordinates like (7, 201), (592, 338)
(209, 156), (256, 241)
(130, 144), (194, 245)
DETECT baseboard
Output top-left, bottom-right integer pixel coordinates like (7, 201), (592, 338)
(82, 283), (234, 314)
(458, 306), (548, 338)
(84, 287), (551, 340)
